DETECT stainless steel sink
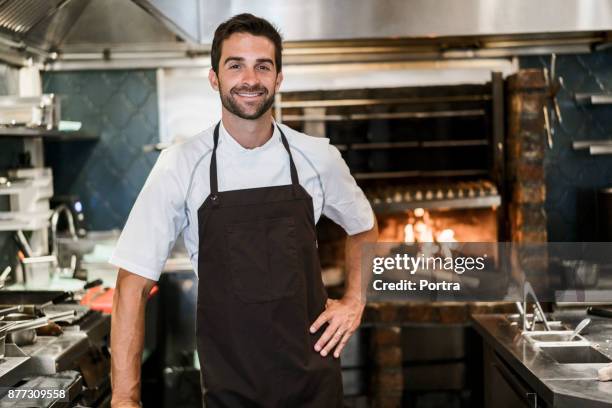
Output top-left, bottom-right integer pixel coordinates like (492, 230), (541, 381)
(522, 330), (590, 347)
(542, 346), (611, 364)
(505, 314), (566, 330)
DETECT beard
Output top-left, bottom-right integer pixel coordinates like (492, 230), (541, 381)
(219, 82), (276, 120)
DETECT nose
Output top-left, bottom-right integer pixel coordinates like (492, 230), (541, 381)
(240, 66), (258, 87)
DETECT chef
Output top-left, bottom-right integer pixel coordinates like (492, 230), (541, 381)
(109, 13), (378, 408)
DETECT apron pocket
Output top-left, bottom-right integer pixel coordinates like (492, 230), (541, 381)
(226, 216), (299, 303)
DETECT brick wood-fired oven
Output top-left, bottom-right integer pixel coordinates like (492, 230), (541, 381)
(275, 69), (550, 407)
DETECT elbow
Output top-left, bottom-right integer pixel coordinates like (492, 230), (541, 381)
(115, 268), (156, 301)
(349, 214), (378, 243)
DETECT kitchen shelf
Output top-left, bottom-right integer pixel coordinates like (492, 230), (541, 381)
(574, 93), (612, 105)
(280, 94), (491, 108)
(590, 146), (612, 154)
(572, 140), (612, 155)
(354, 169), (489, 180)
(0, 127), (97, 141)
(283, 109), (486, 122)
(0, 213), (51, 231)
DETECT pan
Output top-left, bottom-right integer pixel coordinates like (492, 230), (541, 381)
(0, 317), (47, 357)
(2, 310), (76, 346)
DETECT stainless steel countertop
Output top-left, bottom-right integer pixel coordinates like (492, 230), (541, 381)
(472, 310), (612, 408)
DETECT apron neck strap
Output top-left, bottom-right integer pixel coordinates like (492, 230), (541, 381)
(209, 121), (299, 196)
(210, 122), (221, 195)
(277, 125), (300, 186)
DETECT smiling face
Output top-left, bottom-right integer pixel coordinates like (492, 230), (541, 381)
(209, 32), (283, 121)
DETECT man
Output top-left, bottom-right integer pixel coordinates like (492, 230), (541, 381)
(110, 13), (378, 408)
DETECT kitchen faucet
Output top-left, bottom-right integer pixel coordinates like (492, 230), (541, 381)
(50, 204), (78, 261)
(522, 281), (551, 331)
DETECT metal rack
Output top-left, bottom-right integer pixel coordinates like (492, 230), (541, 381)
(365, 180), (501, 212)
(335, 139), (489, 151)
(354, 169), (490, 180)
(277, 81), (500, 181)
(276, 73), (506, 239)
(282, 109), (486, 122)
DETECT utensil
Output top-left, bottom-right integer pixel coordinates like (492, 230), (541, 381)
(0, 305), (23, 318)
(568, 318), (591, 341)
(0, 266), (11, 289)
(14, 230), (33, 258)
(5, 316), (50, 346)
(38, 278), (104, 309)
(2, 310), (75, 346)
(3, 313), (47, 345)
(0, 267), (11, 281)
(43, 310), (77, 322)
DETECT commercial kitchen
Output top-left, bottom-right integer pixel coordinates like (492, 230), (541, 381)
(0, 1), (611, 407)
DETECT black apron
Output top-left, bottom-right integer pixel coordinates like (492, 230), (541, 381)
(196, 122), (344, 408)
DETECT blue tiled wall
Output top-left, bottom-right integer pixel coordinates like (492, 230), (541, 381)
(520, 49), (612, 241)
(42, 70), (160, 230)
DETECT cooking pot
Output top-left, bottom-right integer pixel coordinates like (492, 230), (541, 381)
(1, 310), (76, 346)
(0, 317), (48, 356)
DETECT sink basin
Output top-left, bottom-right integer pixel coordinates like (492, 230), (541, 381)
(57, 230), (119, 262)
(542, 346), (611, 364)
(523, 330), (590, 347)
(505, 314), (566, 330)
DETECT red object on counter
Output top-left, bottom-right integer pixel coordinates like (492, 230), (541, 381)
(80, 285), (159, 314)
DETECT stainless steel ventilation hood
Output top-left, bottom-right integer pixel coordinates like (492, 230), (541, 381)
(0, 0), (184, 64)
(134, 0), (612, 44)
(0, 0), (611, 67)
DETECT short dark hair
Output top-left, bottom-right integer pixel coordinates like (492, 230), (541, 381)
(211, 13), (283, 74)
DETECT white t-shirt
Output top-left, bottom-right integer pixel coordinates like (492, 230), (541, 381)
(109, 121), (374, 281)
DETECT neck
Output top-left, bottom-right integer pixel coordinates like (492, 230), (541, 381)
(221, 108), (274, 149)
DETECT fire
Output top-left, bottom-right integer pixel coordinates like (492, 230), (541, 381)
(379, 206), (496, 244)
(400, 208), (456, 244)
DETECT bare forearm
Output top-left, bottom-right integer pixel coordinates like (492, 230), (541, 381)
(310, 215), (378, 358)
(111, 269), (155, 407)
(344, 214), (378, 302)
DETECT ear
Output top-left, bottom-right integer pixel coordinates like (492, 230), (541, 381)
(275, 71), (284, 92)
(208, 68), (219, 91)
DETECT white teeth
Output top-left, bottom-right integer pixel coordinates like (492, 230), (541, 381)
(237, 92), (262, 97)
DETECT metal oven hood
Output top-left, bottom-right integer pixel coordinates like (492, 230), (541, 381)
(134, 0), (612, 44)
(0, 0), (611, 66)
(0, 0), (184, 64)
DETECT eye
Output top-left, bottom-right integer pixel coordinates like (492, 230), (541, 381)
(228, 64), (240, 69)
(258, 65), (271, 71)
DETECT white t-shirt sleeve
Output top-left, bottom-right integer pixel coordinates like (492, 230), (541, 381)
(320, 144), (374, 235)
(109, 149), (188, 281)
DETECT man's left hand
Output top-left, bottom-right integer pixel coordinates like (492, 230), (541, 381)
(309, 296), (365, 358)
